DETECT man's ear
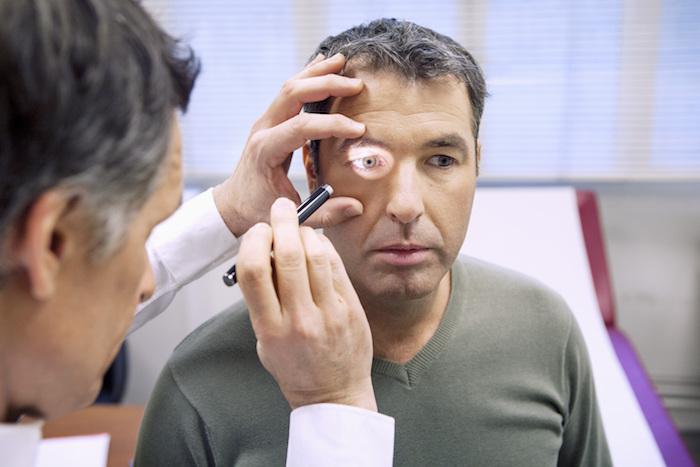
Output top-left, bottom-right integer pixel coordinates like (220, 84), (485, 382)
(12, 190), (80, 301)
(302, 142), (320, 193)
(475, 139), (481, 177)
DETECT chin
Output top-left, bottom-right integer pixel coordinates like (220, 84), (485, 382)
(39, 382), (101, 421)
(358, 273), (439, 301)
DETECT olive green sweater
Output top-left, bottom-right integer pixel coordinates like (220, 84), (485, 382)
(135, 256), (612, 466)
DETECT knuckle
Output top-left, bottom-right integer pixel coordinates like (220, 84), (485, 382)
(300, 228), (327, 267)
(331, 113), (347, 125)
(237, 260), (271, 286)
(318, 211), (334, 228)
(274, 246), (305, 270)
(291, 113), (310, 133)
(291, 316), (320, 341)
(280, 79), (296, 98)
(246, 131), (266, 158)
(307, 250), (328, 269)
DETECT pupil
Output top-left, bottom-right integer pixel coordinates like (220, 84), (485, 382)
(364, 157), (375, 167)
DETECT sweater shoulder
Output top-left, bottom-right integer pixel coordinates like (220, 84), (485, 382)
(454, 255), (574, 333)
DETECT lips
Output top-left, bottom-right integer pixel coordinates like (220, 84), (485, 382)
(372, 244), (431, 266)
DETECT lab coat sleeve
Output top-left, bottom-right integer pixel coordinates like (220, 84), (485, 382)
(129, 188), (239, 333)
(287, 404), (395, 467)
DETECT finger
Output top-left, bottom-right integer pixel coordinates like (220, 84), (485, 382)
(269, 198), (313, 312)
(263, 74), (364, 127)
(258, 113), (365, 167)
(299, 227), (335, 310)
(318, 234), (362, 309)
(236, 223), (282, 329)
(294, 52), (344, 80)
(303, 196), (363, 229)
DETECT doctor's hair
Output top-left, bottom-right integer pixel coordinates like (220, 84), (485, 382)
(304, 18), (487, 173)
(0, 0), (199, 280)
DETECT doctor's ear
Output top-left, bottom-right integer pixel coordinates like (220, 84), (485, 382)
(302, 142), (320, 193)
(11, 190), (82, 301)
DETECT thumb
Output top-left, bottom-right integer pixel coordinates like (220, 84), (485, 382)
(303, 196), (363, 229)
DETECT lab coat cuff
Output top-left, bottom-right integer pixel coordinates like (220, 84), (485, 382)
(147, 188), (239, 286)
(287, 403), (394, 467)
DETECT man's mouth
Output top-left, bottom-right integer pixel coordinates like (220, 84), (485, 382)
(373, 244), (431, 266)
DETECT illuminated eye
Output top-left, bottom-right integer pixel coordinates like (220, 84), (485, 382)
(350, 155), (383, 171)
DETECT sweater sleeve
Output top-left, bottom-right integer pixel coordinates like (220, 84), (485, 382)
(557, 318), (613, 467)
(134, 364), (217, 466)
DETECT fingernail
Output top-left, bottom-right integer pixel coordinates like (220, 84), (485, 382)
(353, 121), (366, 132)
(344, 204), (363, 217)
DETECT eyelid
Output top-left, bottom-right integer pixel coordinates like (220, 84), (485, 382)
(345, 147), (393, 178)
(426, 154), (457, 167)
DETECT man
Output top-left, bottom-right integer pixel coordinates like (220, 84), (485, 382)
(136, 18), (613, 466)
(0, 1), (393, 465)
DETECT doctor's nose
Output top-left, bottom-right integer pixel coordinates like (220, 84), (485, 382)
(139, 262), (156, 303)
(385, 168), (424, 224)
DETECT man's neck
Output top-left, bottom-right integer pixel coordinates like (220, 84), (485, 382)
(362, 271), (451, 365)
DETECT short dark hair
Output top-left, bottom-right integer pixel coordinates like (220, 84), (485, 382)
(304, 18), (487, 166)
(0, 0), (200, 276)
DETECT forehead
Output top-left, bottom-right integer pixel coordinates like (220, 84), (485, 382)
(328, 70), (475, 143)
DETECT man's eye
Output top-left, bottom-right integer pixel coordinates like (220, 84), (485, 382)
(350, 155), (383, 171)
(427, 155), (456, 168)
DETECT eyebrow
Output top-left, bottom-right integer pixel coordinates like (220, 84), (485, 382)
(338, 133), (470, 157)
(421, 134), (470, 157)
(338, 136), (390, 154)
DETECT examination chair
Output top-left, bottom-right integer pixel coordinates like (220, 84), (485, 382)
(462, 187), (694, 467)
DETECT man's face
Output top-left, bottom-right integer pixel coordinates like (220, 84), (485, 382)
(27, 120), (183, 418)
(307, 71), (478, 302)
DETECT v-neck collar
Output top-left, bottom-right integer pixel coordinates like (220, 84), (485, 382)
(371, 261), (466, 388)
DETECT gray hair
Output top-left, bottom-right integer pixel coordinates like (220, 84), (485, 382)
(0, 0), (199, 280)
(304, 18), (487, 167)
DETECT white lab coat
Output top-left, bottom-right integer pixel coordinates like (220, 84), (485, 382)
(0, 189), (394, 467)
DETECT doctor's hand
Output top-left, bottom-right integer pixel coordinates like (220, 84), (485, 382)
(237, 198), (377, 412)
(213, 53), (365, 238)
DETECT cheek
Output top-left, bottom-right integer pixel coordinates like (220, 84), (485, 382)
(428, 177), (475, 240)
(110, 242), (149, 314)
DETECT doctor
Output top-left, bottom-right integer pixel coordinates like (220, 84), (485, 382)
(0, 0), (393, 466)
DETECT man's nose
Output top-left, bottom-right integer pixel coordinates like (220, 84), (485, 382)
(138, 262), (157, 303)
(385, 166), (424, 224)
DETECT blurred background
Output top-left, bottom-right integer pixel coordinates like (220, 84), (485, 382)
(129, 0), (699, 461)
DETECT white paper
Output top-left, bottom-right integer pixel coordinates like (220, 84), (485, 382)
(461, 187), (665, 467)
(36, 433), (110, 467)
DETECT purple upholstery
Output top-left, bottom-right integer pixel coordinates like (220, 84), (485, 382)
(577, 190), (695, 466)
(608, 328), (696, 466)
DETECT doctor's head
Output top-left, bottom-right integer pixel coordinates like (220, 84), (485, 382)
(0, 0), (198, 420)
(303, 19), (487, 304)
